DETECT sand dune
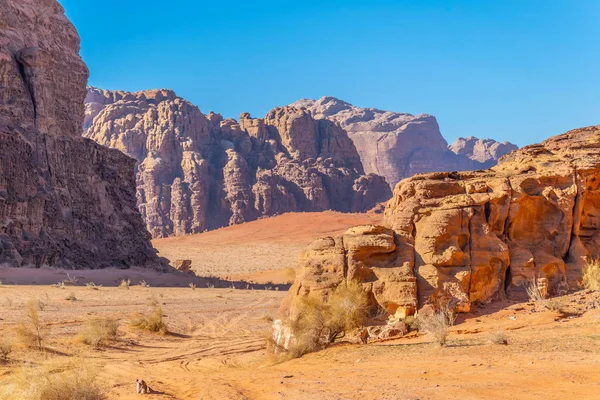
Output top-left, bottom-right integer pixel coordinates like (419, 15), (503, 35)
(152, 211), (382, 283)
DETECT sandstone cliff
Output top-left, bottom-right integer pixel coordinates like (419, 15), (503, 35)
(0, 0), (161, 269)
(281, 125), (600, 322)
(84, 89), (391, 238)
(449, 136), (518, 168)
(293, 97), (517, 188)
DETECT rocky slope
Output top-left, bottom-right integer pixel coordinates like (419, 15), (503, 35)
(449, 136), (518, 167)
(293, 97), (517, 188)
(280, 125), (600, 327)
(0, 0), (161, 269)
(84, 89), (391, 238)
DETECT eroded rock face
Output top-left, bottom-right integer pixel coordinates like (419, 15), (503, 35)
(293, 97), (516, 188)
(0, 0), (161, 269)
(449, 136), (518, 167)
(281, 125), (600, 322)
(84, 90), (392, 238)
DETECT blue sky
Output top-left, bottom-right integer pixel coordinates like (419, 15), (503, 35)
(59, 0), (599, 147)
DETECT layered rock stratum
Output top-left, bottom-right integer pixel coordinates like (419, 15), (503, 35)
(280, 125), (600, 324)
(293, 97), (517, 188)
(84, 89), (392, 238)
(449, 136), (518, 167)
(0, 0), (161, 269)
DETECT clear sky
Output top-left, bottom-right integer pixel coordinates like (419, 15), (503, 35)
(58, 0), (599, 147)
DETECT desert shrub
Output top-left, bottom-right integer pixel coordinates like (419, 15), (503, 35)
(15, 300), (48, 350)
(417, 306), (456, 347)
(118, 278), (131, 289)
(583, 258), (600, 291)
(138, 280), (150, 288)
(85, 282), (101, 290)
(284, 268), (296, 284)
(0, 362), (106, 400)
(130, 303), (167, 334)
(526, 279), (545, 303)
(285, 280), (369, 358)
(543, 296), (566, 312)
(489, 329), (508, 345)
(189, 283), (197, 291)
(0, 337), (13, 361)
(79, 318), (119, 349)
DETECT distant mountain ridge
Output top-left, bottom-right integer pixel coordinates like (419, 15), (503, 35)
(84, 88), (391, 238)
(293, 97), (517, 188)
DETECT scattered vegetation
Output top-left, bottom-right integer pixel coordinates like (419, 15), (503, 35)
(416, 306), (456, 347)
(489, 329), (508, 345)
(283, 280), (369, 358)
(189, 283), (197, 291)
(526, 279), (546, 303)
(65, 292), (77, 302)
(583, 258), (600, 291)
(0, 337), (13, 362)
(85, 282), (101, 290)
(0, 362), (106, 400)
(130, 303), (168, 334)
(118, 279), (131, 290)
(15, 300), (48, 350)
(79, 318), (119, 349)
(543, 296), (567, 312)
(139, 280), (150, 288)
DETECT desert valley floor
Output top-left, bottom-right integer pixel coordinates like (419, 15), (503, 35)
(0, 284), (598, 399)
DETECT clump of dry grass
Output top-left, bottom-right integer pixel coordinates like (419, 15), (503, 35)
(284, 280), (369, 358)
(526, 279), (546, 303)
(0, 337), (13, 362)
(489, 329), (508, 345)
(583, 258), (600, 291)
(85, 282), (101, 290)
(0, 361), (106, 400)
(526, 279), (567, 312)
(79, 318), (119, 349)
(138, 280), (150, 288)
(15, 299), (48, 350)
(543, 296), (567, 312)
(417, 305), (456, 347)
(118, 279), (131, 290)
(189, 282), (197, 291)
(130, 303), (168, 334)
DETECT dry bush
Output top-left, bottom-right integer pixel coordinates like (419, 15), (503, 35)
(285, 280), (369, 358)
(417, 306), (456, 347)
(583, 258), (600, 291)
(489, 329), (508, 345)
(526, 280), (545, 303)
(543, 296), (567, 312)
(130, 303), (167, 334)
(0, 362), (106, 400)
(15, 300), (48, 350)
(284, 267), (297, 284)
(79, 318), (119, 349)
(138, 280), (150, 288)
(85, 282), (101, 290)
(0, 337), (13, 361)
(118, 279), (130, 290)
(189, 282), (197, 291)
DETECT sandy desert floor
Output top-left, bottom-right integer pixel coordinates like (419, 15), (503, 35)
(152, 211), (382, 284)
(0, 283), (599, 400)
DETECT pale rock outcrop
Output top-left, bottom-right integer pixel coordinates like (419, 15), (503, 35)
(293, 97), (516, 188)
(280, 125), (600, 329)
(84, 90), (392, 237)
(0, 0), (162, 269)
(449, 136), (518, 167)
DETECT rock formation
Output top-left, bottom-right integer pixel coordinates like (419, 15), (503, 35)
(84, 89), (391, 238)
(449, 136), (518, 167)
(0, 0), (161, 269)
(280, 125), (600, 325)
(293, 97), (517, 188)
